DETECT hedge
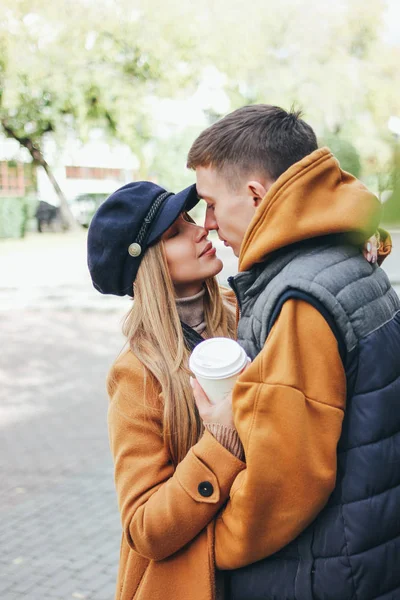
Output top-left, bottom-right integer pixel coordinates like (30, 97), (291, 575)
(0, 197), (29, 239)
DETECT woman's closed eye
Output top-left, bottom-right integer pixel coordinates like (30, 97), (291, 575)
(162, 225), (179, 240)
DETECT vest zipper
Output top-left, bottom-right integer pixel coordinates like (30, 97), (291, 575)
(227, 276), (242, 325)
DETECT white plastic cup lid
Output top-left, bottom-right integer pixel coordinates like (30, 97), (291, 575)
(189, 337), (249, 380)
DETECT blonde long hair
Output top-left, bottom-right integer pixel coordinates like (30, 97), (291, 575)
(122, 241), (236, 465)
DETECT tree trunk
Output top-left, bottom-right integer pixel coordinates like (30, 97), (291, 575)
(1, 120), (78, 231)
(38, 158), (78, 231)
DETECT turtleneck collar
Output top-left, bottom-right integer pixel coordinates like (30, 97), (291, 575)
(176, 288), (206, 334)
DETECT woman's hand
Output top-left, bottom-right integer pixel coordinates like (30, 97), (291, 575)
(190, 377), (235, 429)
(363, 234), (379, 264)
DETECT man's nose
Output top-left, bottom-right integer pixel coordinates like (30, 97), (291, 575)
(204, 211), (217, 231)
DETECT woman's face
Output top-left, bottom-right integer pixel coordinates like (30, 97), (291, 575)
(161, 214), (223, 297)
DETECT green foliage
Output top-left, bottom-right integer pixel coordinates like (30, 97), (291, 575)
(0, 0), (205, 223)
(0, 0), (399, 194)
(193, 0), (399, 185)
(382, 150), (400, 225)
(320, 134), (362, 178)
(382, 188), (400, 226)
(0, 0), (201, 154)
(0, 197), (27, 238)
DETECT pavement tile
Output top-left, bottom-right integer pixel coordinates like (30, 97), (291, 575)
(26, 595), (57, 600)
(0, 578), (14, 595)
(46, 568), (76, 589)
(13, 575), (48, 594)
(2, 593), (24, 600)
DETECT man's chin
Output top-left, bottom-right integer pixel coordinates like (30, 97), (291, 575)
(220, 237), (239, 256)
(225, 240), (240, 257)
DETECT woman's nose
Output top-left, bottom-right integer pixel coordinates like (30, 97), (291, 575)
(192, 223), (208, 242)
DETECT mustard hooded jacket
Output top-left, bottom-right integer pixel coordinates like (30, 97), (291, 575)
(213, 148), (389, 569)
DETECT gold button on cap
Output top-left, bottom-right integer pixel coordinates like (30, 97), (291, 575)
(128, 243), (142, 257)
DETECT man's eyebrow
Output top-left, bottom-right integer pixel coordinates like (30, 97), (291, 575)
(196, 190), (214, 202)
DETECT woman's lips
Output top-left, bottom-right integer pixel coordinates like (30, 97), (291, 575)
(203, 246), (216, 257)
(199, 242), (216, 257)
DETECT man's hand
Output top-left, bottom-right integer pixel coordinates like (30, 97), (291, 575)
(363, 234), (379, 264)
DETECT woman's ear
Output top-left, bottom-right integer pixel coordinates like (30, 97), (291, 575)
(247, 180), (271, 207)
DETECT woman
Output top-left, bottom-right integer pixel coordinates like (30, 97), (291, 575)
(87, 181), (389, 600)
(88, 181), (246, 600)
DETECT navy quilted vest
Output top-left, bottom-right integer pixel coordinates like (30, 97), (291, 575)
(227, 238), (400, 600)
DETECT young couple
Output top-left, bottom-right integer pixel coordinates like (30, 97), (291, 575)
(87, 105), (400, 600)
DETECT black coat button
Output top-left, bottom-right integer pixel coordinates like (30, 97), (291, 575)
(198, 481), (214, 497)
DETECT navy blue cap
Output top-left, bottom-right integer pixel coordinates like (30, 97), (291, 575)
(87, 181), (199, 296)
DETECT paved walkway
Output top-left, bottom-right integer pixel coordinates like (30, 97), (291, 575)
(0, 310), (125, 600)
(0, 229), (398, 599)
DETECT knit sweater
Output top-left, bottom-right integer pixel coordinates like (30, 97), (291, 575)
(175, 288), (207, 334)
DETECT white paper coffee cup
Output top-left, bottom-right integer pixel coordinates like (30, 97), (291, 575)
(189, 337), (250, 404)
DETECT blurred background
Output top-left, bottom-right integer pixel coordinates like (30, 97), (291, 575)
(0, 1), (399, 599)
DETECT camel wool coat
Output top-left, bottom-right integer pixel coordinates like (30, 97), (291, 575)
(107, 349), (245, 600)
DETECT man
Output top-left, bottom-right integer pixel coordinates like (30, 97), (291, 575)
(189, 105), (400, 600)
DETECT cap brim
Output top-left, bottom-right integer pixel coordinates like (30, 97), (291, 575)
(148, 184), (200, 245)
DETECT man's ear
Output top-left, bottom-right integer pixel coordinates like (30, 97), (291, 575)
(248, 180), (271, 207)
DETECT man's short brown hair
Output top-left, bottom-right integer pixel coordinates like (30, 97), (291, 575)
(187, 104), (318, 185)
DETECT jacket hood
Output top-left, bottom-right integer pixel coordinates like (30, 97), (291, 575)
(239, 147), (382, 272)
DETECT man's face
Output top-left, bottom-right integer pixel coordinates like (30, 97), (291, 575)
(195, 166), (271, 257)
